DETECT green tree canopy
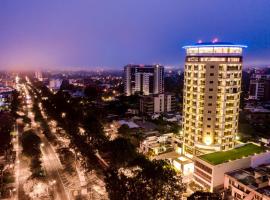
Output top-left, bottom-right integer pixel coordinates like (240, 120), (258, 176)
(106, 159), (185, 200)
(0, 112), (13, 152)
(21, 130), (41, 157)
(188, 191), (222, 200)
(118, 124), (130, 135)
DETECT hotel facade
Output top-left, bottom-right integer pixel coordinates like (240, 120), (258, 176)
(182, 42), (247, 155)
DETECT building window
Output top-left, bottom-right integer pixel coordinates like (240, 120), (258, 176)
(207, 118), (211, 121)
(207, 125), (211, 128)
(208, 111), (212, 113)
(209, 96), (213, 99)
(210, 73), (214, 76)
(210, 65), (214, 69)
(208, 103), (212, 106)
(194, 161), (212, 174)
(209, 81), (214, 84)
(209, 88), (213, 91)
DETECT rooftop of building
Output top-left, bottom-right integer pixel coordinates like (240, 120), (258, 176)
(155, 151), (180, 160)
(125, 64), (163, 68)
(256, 186), (270, 197)
(117, 120), (140, 129)
(246, 107), (270, 113)
(183, 41), (247, 49)
(198, 143), (267, 165)
(226, 164), (270, 193)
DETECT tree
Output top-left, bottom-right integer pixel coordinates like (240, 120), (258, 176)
(117, 124), (130, 136)
(107, 137), (138, 167)
(84, 86), (99, 101)
(82, 113), (106, 148)
(138, 159), (185, 199)
(188, 191), (222, 200)
(22, 116), (31, 124)
(30, 156), (44, 178)
(10, 90), (20, 116)
(21, 130), (41, 157)
(105, 170), (129, 200)
(0, 112), (13, 153)
(105, 159), (185, 200)
(58, 148), (75, 173)
(60, 79), (73, 91)
(170, 123), (181, 134)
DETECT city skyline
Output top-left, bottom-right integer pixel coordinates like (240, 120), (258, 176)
(2, 1), (270, 199)
(1, 0), (270, 70)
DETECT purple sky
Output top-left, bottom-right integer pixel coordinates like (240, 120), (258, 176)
(1, 0), (270, 70)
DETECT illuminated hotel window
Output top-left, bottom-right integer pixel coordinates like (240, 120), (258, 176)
(219, 65), (224, 70)
(201, 57), (226, 62)
(228, 57), (240, 62)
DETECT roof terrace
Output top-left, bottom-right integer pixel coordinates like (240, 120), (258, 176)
(198, 143), (267, 165)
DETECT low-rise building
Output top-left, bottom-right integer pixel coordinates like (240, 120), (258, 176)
(139, 132), (182, 155)
(245, 107), (270, 124)
(0, 86), (14, 111)
(163, 113), (183, 125)
(193, 143), (270, 192)
(224, 164), (270, 200)
(139, 93), (176, 115)
(105, 120), (140, 139)
(173, 155), (194, 183)
(140, 132), (175, 155)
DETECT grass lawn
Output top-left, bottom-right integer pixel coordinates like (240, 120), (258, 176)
(199, 143), (266, 165)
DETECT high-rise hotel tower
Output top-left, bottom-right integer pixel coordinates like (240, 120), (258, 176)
(182, 42), (247, 156)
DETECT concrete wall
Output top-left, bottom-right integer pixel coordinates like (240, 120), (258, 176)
(212, 157), (251, 190)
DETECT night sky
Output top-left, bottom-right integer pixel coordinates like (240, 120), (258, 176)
(1, 0), (270, 70)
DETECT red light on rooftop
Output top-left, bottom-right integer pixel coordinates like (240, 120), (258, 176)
(212, 38), (219, 43)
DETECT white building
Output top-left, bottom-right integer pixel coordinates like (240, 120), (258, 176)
(140, 132), (175, 155)
(124, 64), (164, 96)
(182, 42), (247, 155)
(139, 93), (176, 115)
(35, 71), (43, 81)
(193, 143), (270, 192)
(48, 79), (62, 91)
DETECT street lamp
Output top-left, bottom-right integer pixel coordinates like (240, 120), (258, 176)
(61, 112), (66, 118)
